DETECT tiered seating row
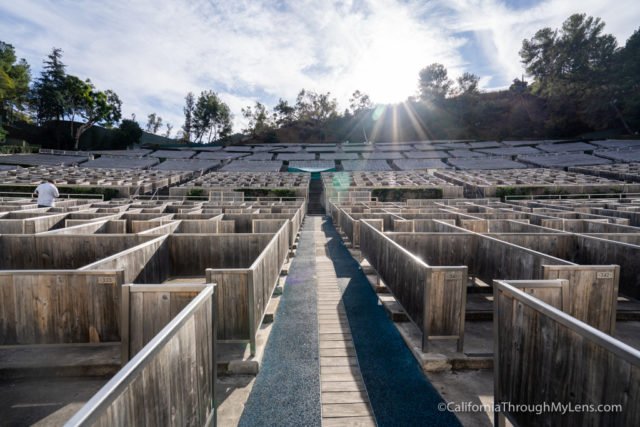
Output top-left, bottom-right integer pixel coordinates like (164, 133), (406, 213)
(434, 168), (640, 197)
(0, 166), (194, 197)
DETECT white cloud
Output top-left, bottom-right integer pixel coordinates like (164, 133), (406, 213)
(438, 0), (640, 89)
(1, 0), (638, 134)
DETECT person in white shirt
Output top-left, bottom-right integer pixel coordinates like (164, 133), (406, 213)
(33, 179), (60, 208)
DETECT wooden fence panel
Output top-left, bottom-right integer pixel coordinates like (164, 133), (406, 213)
(393, 219), (415, 232)
(252, 219), (287, 234)
(0, 235), (153, 269)
(204, 222), (289, 354)
(121, 284), (211, 362)
(175, 220), (220, 234)
(80, 235), (170, 284)
(0, 270), (124, 344)
(542, 265), (619, 334)
(473, 234), (573, 283)
(206, 269), (250, 342)
(493, 279), (566, 309)
(573, 235), (640, 300)
(169, 234), (272, 274)
(494, 281), (640, 427)
(66, 285), (216, 427)
(249, 221), (290, 353)
(360, 221), (466, 352)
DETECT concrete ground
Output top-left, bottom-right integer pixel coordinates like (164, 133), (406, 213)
(613, 321), (640, 349)
(427, 370), (495, 427)
(217, 376), (256, 427)
(0, 376), (109, 426)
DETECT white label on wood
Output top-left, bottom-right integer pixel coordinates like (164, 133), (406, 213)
(445, 271), (462, 280)
(596, 271), (614, 279)
(98, 276), (116, 284)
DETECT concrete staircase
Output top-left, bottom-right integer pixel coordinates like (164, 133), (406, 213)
(307, 178), (325, 215)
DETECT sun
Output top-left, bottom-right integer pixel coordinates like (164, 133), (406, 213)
(349, 17), (436, 104)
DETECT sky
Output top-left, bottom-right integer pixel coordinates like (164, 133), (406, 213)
(1, 0), (639, 135)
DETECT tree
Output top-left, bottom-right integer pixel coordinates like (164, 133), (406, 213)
(164, 123), (173, 138)
(30, 47), (67, 124)
(114, 119), (143, 148)
(146, 113), (163, 134)
(211, 102), (232, 142)
(614, 28), (640, 132)
(273, 98), (295, 126)
(192, 90), (232, 143)
(418, 63), (452, 101)
(242, 101), (272, 136)
(520, 14), (620, 131)
(294, 89), (338, 123)
(73, 84), (121, 149)
(181, 92), (195, 142)
(519, 27), (558, 83)
(509, 78), (529, 93)
(520, 14), (617, 90)
(0, 41), (31, 125)
(348, 90), (373, 114)
(63, 75), (88, 139)
(456, 72), (480, 96)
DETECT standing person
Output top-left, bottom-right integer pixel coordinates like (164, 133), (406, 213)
(33, 179), (60, 208)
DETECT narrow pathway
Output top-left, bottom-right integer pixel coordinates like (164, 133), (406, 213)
(321, 217), (461, 427)
(315, 223), (376, 426)
(239, 216), (460, 427)
(238, 217), (321, 427)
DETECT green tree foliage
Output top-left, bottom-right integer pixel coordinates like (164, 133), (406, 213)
(114, 118), (143, 148)
(242, 101), (273, 136)
(146, 113), (163, 134)
(295, 89), (338, 123)
(614, 29), (640, 131)
(521, 14), (617, 90)
(31, 48), (67, 124)
(455, 72), (480, 96)
(418, 63), (452, 101)
(509, 78), (528, 93)
(192, 90), (232, 143)
(0, 41), (31, 126)
(181, 92), (195, 142)
(63, 75), (89, 139)
(26, 47), (122, 148)
(520, 13), (622, 132)
(273, 98), (295, 126)
(72, 83), (121, 149)
(348, 90), (373, 115)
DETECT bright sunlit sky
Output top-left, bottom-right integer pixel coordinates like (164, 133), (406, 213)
(1, 0), (639, 134)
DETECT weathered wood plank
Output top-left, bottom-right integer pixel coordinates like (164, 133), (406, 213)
(494, 281), (640, 426)
(323, 403), (373, 418)
(322, 391), (369, 404)
(322, 416), (377, 427)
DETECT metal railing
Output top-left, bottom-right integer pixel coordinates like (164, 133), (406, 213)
(65, 284), (215, 427)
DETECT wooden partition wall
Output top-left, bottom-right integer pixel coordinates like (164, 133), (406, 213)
(66, 284), (216, 427)
(494, 281), (640, 427)
(359, 220), (467, 352)
(207, 221), (290, 354)
(120, 283), (213, 362)
(0, 270), (125, 345)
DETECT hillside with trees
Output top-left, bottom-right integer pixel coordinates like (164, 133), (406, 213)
(240, 14), (639, 143)
(0, 13), (638, 150)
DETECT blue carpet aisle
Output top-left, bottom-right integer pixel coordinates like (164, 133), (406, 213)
(238, 218), (322, 427)
(322, 217), (462, 427)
